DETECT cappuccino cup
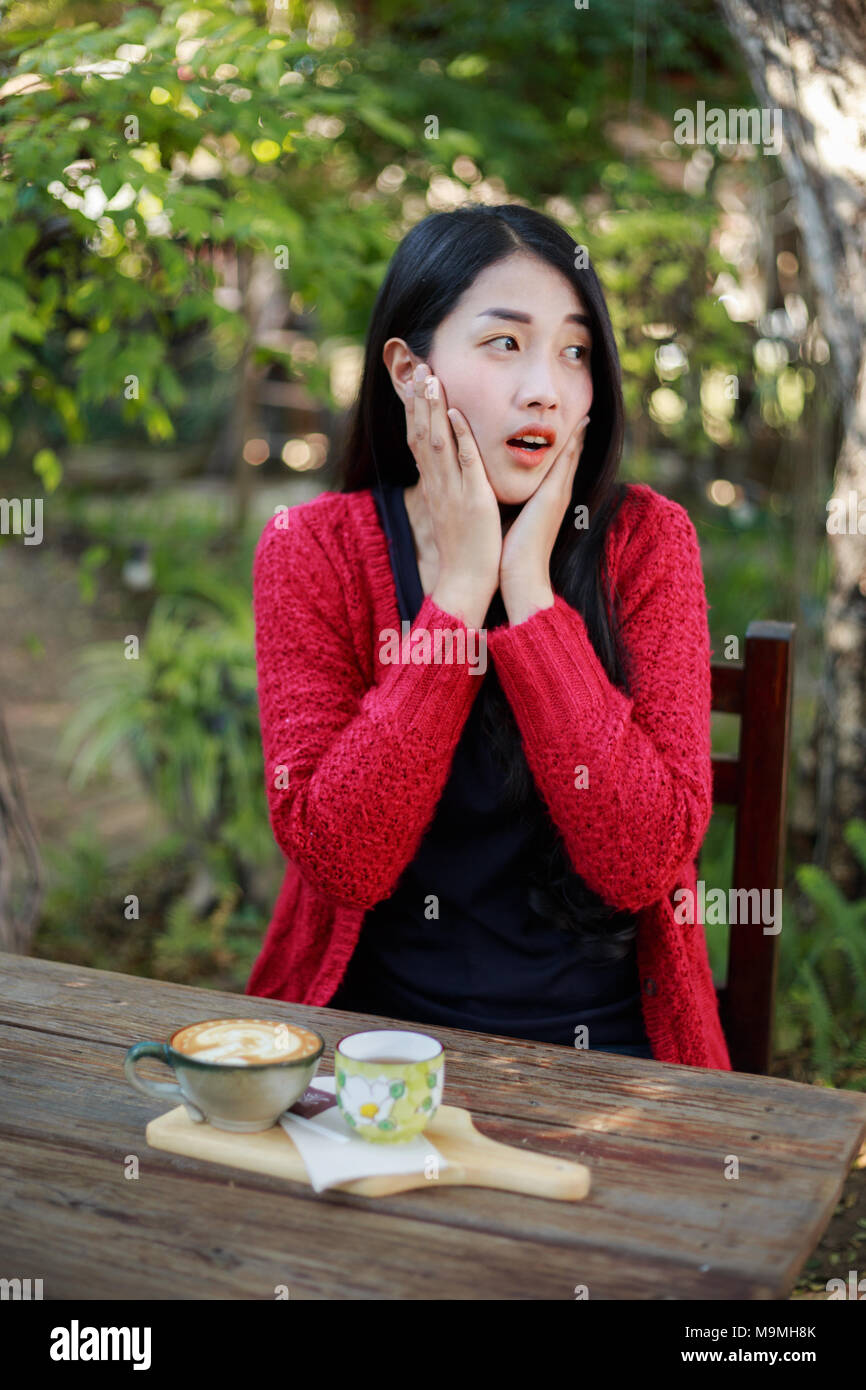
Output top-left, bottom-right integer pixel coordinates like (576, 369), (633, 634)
(124, 1018), (324, 1132)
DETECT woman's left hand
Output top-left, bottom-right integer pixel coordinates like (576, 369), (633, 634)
(499, 415), (590, 618)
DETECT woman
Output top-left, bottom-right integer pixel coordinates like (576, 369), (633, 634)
(245, 203), (732, 1070)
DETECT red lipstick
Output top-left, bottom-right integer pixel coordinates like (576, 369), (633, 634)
(504, 424), (556, 467)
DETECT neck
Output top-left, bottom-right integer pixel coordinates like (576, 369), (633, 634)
(498, 500), (521, 537)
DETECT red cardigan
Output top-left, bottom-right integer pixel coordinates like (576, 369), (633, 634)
(245, 481), (732, 1071)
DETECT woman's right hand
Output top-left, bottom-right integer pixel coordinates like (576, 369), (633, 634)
(404, 363), (502, 628)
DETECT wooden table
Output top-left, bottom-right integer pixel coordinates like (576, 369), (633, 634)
(2, 952), (864, 1300)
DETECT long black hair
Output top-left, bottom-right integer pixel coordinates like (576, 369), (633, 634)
(335, 204), (640, 963)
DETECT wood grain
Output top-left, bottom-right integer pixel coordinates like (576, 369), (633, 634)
(2, 952), (865, 1299)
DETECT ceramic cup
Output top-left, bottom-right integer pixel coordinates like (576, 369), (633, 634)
(334, 1029), (445, 1142)
(123, 1018), (325, 1133)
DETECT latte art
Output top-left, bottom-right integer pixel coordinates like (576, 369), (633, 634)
(171, 1019), (321, 1066)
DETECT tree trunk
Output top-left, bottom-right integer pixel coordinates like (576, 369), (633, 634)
(232, 244), (289, 530)
(0, 705), (43, 953)
(717, 0), (866, 899)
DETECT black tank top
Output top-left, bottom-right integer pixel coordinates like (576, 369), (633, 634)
(329, 483), (650, 1053)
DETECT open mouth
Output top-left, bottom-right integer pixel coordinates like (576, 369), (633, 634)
(505, 433), (554, 465)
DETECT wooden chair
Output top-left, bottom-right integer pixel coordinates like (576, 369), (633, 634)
(705, 621), (796, 1075)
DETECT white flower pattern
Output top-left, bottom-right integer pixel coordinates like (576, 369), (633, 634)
(339, 1073), (397, 1128)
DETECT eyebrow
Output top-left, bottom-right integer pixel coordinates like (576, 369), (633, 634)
(475, 308), (592, 329)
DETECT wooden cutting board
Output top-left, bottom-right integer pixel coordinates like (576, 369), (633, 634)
(145, 1100), (592, 1201)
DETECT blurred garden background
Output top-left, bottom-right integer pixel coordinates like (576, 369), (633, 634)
(1, 0), (865, 1191)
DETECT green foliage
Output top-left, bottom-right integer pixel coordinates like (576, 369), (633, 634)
(34, 824), (187, 973)
(34, 818), (265, 988)
(779, 821), (866, 1087)
(698, 806), (734, 984)
(42, 508), (277, 989)
(76, 541), (110, 602)
(35, 824), (114, 964)
(698, 505), (797, 647)
(698, 813), (866, 1087)
(55, 578), (273, 872)
(153, 882), (268, 988)
(1, 0), (766, 475)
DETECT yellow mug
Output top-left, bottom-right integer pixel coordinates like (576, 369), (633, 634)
(334, 1029), (445, 1142)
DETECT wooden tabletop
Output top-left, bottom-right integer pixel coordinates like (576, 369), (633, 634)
(2, 952), (864, 1300)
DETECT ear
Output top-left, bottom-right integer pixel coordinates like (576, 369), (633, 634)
(382, 338), (419, 402)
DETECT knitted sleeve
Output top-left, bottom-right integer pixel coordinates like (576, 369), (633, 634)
(484, 495), (713, 913)
(252, 508), (483, 909)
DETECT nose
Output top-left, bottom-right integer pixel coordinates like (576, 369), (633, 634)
(515, 356), (559, 412)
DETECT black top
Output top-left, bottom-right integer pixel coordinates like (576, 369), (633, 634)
(328, 482), (650, 1052)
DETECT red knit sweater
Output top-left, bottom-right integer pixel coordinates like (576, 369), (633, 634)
(245, 481), (732, 1071)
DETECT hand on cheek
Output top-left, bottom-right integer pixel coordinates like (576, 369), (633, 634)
(499, 414), (591, 621)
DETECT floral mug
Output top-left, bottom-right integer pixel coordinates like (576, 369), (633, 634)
(334, 1029), (444, 1142)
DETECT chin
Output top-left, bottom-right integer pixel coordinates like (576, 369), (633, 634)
(489, 468), (550, 507)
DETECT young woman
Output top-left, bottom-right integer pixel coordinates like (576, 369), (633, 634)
(245, 204), (732, 1070)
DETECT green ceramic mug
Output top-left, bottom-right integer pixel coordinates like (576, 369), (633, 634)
(334, 1029), (445, 1142)
(124, 1018), (325, 1132)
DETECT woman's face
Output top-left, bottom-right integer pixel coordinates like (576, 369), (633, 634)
(394, 252), (594, 507)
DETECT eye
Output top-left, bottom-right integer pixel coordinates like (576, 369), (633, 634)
(485, 336), (589, 361)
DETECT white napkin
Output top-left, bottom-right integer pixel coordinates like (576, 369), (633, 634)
(279, 1074), (450, 1194)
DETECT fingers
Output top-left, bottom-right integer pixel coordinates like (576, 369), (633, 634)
(541, 414), (590, 504)
(445, 407), (480, 471)
(402, 364), (428, 445)
(408, 363), (462, 494)
(403, 363), (432, 484)
(404, 375), (416, 452)
(563, 414), (590, 457)
(419, 366), (442, 495)
(402, 363), (486, 496)
(424, 373), (448, 459)
(561, 414), (591, 472)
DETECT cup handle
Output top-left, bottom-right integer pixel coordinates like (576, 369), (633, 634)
(123, 1041), (205, 1123)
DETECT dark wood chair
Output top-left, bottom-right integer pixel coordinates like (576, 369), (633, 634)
(705, 620), (796, 1075)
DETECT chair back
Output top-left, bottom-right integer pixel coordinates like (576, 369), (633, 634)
(708, 621), (796, 1074)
